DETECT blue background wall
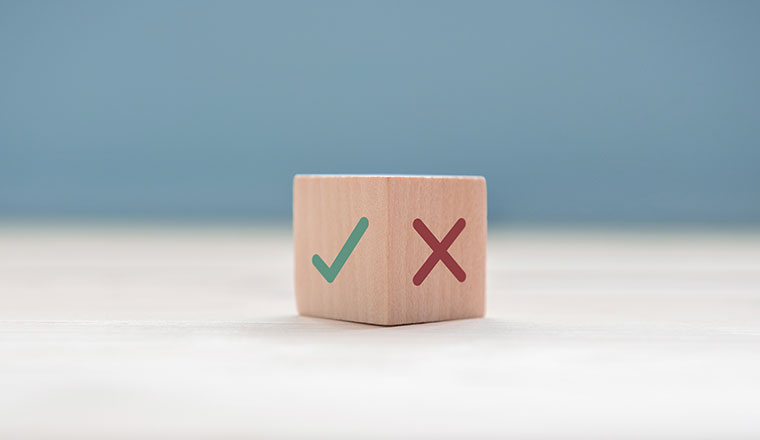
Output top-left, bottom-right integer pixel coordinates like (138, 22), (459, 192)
(2, 1), (759, 223)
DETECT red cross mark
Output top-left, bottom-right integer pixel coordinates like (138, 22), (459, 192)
(412, 218), (467, 286)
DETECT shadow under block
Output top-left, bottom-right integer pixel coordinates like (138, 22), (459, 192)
(293, 175), (487, 325)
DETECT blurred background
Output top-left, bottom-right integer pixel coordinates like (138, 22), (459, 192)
(2, 3), (760, 439)
(2, 0), (758, 225)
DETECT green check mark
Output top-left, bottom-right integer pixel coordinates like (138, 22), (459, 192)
(312, 217), (369, 283)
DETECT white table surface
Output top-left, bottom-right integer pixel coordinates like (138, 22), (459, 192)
(1, 225), (759, 439)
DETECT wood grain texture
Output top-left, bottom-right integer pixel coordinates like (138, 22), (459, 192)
(293, 175), (486, 325)
(388, 176), (486, 324)
(293, 176), (389, 324)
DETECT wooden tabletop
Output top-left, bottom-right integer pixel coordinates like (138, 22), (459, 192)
(1, 225), (759, 439)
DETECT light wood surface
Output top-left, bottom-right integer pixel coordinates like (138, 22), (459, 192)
(294, 176), (389, 324)
(294, 175), (486, 325)
(1, 225), (759, 439)
(387, 176), (486, 324)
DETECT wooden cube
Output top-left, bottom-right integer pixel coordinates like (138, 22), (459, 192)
(293, 175), (486, 325)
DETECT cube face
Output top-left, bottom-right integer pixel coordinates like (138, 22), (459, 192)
(293, 175), (486, 325)
(387, 177), (487, 324)
(293, 176), (389, 324)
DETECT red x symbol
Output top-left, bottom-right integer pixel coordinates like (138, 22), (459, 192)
(412, 218), (466, 286)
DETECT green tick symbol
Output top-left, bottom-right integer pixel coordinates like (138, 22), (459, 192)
(312, 217), (369, 283)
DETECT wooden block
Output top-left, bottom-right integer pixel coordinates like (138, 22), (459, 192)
(293, 175), (486, 325)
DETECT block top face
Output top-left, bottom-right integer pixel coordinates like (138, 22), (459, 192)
(294, 174), (485, 181)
